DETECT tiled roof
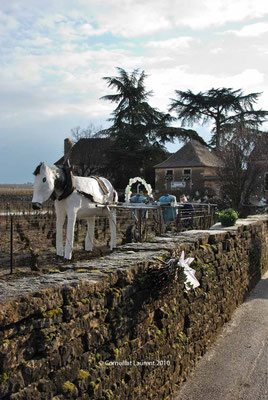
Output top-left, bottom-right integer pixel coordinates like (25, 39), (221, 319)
(154, 140), (223, 168)
(55, 138), (113, 166)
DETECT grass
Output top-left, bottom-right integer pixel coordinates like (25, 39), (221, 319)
(0, 188), (33, 195)
(0, 186), (33, 197)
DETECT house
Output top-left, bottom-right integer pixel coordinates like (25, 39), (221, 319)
(55, 138), (113, 177)
(154, 140), (223, 198)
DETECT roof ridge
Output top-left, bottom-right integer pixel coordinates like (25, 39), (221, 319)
(154, 140), (222, 169)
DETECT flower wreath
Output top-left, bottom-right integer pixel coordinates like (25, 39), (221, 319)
(124, 177), (153, 203)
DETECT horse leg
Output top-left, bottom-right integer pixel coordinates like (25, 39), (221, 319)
(64, 212), (77, 260)
(108, 210), (117, 250)
(55, 205), (66, 257)
(85, 216), (95, 251)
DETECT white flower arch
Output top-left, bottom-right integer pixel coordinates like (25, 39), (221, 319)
(124, 177), (153, 203)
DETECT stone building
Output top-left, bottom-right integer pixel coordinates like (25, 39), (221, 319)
(154, 140), (223, 198)
(55, 138), (113, 177)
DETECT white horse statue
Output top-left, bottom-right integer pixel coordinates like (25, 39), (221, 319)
(32, 162), (118, 260)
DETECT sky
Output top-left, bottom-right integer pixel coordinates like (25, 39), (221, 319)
(1, 0), (268, 183)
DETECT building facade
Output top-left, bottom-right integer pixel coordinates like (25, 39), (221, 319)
(154, 140), (223, 198)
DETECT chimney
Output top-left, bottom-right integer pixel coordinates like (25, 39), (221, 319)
(64, 138), (72, 155)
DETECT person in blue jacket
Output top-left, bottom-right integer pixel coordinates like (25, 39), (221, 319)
(158, 194), (178, 223)
(130, 193), (147, 204)
(130, 192), (148, 218)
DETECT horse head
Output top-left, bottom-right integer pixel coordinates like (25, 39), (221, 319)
(32, 162), (56, 209)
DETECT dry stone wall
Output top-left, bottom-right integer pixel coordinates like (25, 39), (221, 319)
(0, 215), (267, 400)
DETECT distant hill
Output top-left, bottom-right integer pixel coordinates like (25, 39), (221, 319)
(0, 183), (33, 189)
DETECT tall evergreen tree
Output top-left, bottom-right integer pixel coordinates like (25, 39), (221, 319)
(101, 67), (174, 144)
(169, 88), (268, 148)
(100, 68), (174, 188)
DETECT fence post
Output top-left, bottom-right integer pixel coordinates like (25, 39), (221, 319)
(137, 209), (143, 242)
(157, 206), (165, 235)
(6, 203), (10, 229)
(10, 214), (14, 274)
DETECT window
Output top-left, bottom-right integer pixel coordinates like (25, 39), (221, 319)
(183, 168), (192, 182)
(264, 173), (268, 191)
(165, 169), (174, 181)
(166, 170), (173, 175)
(183, 169), (192, 175)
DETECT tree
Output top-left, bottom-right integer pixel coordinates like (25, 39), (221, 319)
(100, 67), (174, 188)
(71, 139), (112, 177)
(217, 123), (265, 210)
(169, 88), (268, 148)
(101, 68), (175, 143)
(71, 123), (104, 143)
(69, 123), (109, 178)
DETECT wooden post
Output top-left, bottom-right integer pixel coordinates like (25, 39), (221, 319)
(137, 209), (143, 242)
(157, 206), (165, 235)
(6, 203), (10, 229)
(10, 215), (14, 274)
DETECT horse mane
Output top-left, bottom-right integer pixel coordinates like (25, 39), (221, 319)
(33, 163), (42, 176)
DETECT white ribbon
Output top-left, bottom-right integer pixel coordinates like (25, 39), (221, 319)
(177, 251), (200, 291)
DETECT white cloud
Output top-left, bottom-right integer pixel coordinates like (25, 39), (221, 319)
(223, 22), (268, 37)
(87, 0), (268, 35)
(2, 0), (268, 42)
(57, 23), (79, 41)
(60, 43), (78, 52)
(22, 37), (52, 47)
(223, 69), (265, 89)
(78, 23), (107, 36)
(85, 1), (171, 37)
(145, 37), (197, 50)
(0, 55), (42, 86)
(210, 47), (223, 54)
(178, 0), (268, 30)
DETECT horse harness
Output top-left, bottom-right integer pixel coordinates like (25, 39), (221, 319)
(76, 175), (110, 203)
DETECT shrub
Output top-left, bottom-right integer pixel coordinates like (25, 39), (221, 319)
(218, 208), (238, 227)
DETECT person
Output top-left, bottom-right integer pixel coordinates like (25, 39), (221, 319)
(158, 194), (178, 223)
(130, 192), (147, 204)
(180, 194), (194, 229)
(130, 192), (148, 219)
